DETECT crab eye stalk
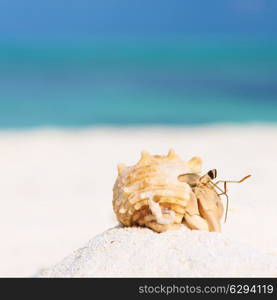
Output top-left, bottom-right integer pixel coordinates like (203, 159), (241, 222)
(208, 169), (217, 180)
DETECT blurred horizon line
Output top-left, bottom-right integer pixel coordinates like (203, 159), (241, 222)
(1, 33), (277, 43)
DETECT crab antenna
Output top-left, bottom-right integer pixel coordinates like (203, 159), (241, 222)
(212, 175), (251, 223)
(223, 187), (229, 223)
(238, 175), (252, 183)
(216, 174), (251, 185)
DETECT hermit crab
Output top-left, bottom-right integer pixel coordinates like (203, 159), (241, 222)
(113, 150), (250, 233)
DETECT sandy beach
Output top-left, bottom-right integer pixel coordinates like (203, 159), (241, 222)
(1, 125), (277, 277)
(39, 226), (277, 278)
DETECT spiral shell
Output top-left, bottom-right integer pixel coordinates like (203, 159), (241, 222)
(113, 149), (203, 232)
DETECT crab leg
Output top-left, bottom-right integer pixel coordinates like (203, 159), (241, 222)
(194, 187), (222, 232)
(182, 192), (209, 231)
(146, 222), (182, 233)
(210, 181), (229, 222)
(183, 214), (209, 231)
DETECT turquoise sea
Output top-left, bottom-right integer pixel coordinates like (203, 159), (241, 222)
(0, 37), (277, 128)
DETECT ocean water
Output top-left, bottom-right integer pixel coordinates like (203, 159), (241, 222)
(0, 37), (277, 128)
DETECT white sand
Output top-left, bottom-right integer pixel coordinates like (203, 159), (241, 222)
(39, 226), (277, 278)
(0, 125), (277, 277)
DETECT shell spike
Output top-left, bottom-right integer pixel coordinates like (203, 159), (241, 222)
(141, 150), (150, 158)
(137, 151), (151, 165)
(117, 163), (126, 176)
(187, 156), (202, 174)
(167, 148), (176, 158)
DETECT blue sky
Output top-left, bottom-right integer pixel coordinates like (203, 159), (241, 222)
(0, 0), (276, 36)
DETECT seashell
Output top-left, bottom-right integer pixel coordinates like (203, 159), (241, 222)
(113, 149), (204, 232)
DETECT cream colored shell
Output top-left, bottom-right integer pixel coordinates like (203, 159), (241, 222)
(113, 149), (203, 232)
